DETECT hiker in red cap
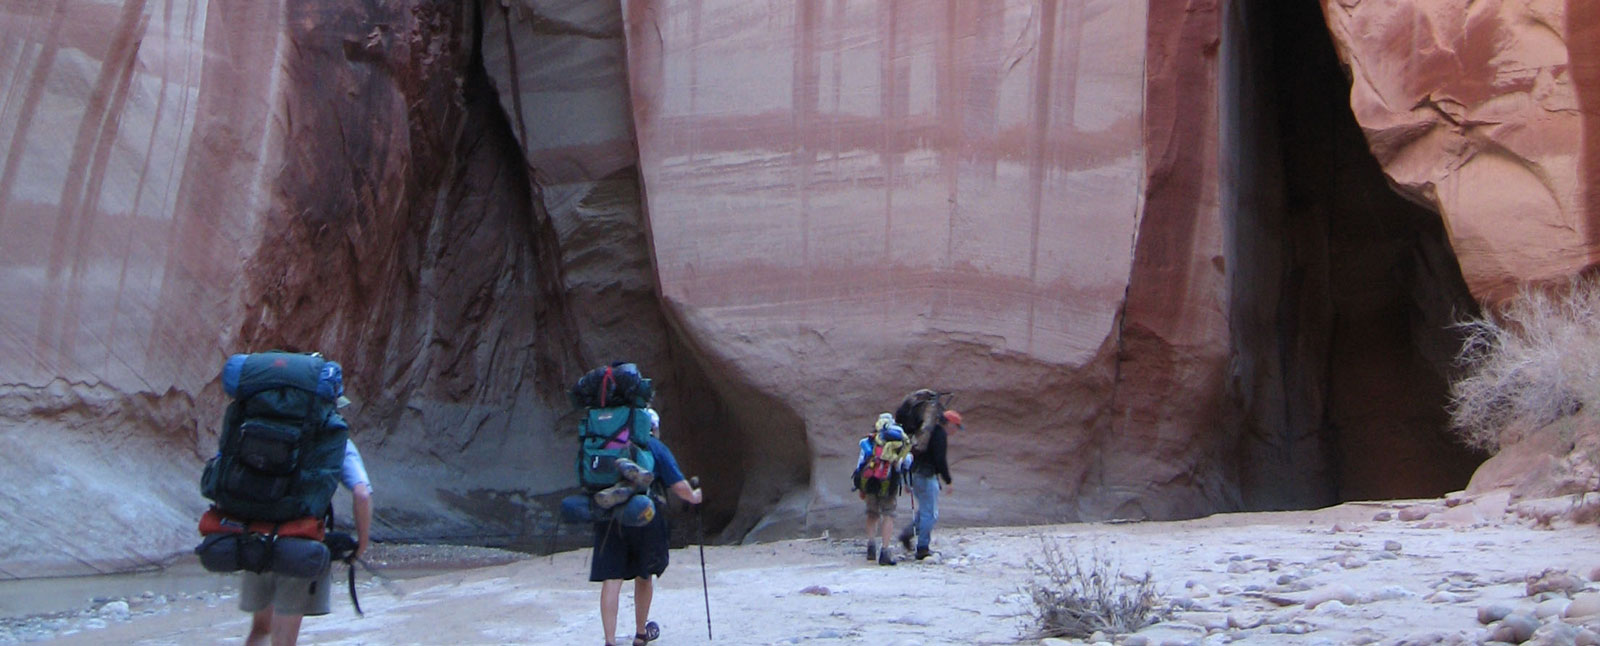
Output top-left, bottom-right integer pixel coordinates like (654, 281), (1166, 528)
(899, 409), (959, 560)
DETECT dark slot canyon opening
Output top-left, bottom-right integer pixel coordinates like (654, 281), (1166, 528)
(455, 0), (806, 547)
(1222, 0), (1488, 509)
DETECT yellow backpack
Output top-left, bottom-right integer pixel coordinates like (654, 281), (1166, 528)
(855, 422), (911, 495)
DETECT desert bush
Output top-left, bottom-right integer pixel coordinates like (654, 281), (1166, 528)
(1019, 538), (1168, 640)
(1449, 277), (1600, 452)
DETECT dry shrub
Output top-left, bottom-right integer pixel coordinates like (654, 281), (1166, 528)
(1449, 277), (1600, 452)
(1019, 538), (1168, 640)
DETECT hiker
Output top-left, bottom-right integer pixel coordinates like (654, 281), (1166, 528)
(899, 409), (959, 560)
(192, 351), (372, 646)
(856, 413), (913, 566)
(242, 431), (373, 646)
(593, 406), (702, 646)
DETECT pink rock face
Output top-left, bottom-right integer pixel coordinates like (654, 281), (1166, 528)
(622, 1), (1202, 532)
(1321, 0), (1600, 301)
(0, 0), (581, 576)
(0, 0), (258, 577)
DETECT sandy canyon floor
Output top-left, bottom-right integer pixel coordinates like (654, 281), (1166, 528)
(6, 490), (1600, 645)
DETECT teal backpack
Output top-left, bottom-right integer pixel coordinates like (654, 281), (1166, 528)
(576, 406), (656, 491)
(201, 352), (349, 522)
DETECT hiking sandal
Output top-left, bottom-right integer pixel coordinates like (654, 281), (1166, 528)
(632, 620), (660, 645)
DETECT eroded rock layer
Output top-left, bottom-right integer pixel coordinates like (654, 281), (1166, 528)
(3, 0), (1555, 577)
(0, 0), (625, 577)
(1321, 0), (1600, 301)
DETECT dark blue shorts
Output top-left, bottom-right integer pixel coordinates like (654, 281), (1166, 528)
(589, 512), (670, 582)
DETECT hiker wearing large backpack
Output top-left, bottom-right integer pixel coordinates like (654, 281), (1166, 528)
(193, 351), (373, 646)
(898, 409), (960, 560)
(855, 413), (914, 566)
(242, 437), (372, 646)
(591, 407), (702, 646)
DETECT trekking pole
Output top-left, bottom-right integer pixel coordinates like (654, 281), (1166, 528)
(690, 476), (712, 640)
(352, 556), (409, 600)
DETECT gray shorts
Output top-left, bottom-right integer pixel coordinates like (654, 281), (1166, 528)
(863, 492), (898, 517)
(239, 570), (332, 616)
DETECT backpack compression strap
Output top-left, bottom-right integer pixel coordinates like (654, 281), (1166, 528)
(598, 367), (615, 407)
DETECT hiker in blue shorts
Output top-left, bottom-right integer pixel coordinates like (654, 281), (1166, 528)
(593, 408), (702, 646)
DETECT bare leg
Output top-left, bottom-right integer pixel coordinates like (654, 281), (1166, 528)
(634, 577), (654, 641)
(269, 613), (303, 646)
(601, 579), (624, 645)
(245, 609), (273, 646)
(865, 513), (880, 557)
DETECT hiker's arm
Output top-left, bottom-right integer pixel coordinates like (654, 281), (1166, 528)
(351, 483), (372, 558)
(670, 479), (702, 505)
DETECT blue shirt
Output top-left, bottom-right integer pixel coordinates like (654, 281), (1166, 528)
(341, 439), (371, 492)
(644, 436), (685, 488)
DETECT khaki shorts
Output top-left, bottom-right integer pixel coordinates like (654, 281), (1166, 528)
(863, 492), (898, 517)
(239, 570), (332, 617)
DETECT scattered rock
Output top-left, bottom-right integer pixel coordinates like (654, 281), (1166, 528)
(1537, 598), (1573, 619)
(1122, 636), (1150, 646)
(1178, 612), (1229, 632)
(1268, 622), (1313, 635)
(1398, 507), (1433, 522)
(1384, 540), (1403, 553)
(1313, 599), (1352, 616)
(96, 601), (129, 620)
(1374, 511), (1394, 521)
(1480, 603), (1517, 624)
(1335, 554), (1369, 569)
(1532, 621), (1581, 646)
(800, 585), (830, 596)
(1491, 614), (1540, 644)
(1362, 586), (1419, 603)
(1528, 569), (1586, 596)
(1306, 584), (1359, 609)
(1568, 592), (1600, 619)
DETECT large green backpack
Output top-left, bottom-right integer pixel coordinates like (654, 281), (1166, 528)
(201, 352), (349, 522)
(576, 406), (656, 492)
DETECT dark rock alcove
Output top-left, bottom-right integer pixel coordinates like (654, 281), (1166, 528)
(1222, 0), (1486, 509)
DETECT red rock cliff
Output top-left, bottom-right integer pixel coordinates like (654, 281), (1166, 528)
(9, 0), (1576, 577)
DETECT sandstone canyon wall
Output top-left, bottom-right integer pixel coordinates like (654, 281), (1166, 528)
(1321, 0), (1600, 301)
(7, 0), (1583, 578)
(0, 0), (613, 577)
(621, 0), (1201, 533)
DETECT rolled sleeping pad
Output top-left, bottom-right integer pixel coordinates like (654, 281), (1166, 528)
(560, 494), (598, 524)
(616, 494), (656, 527)
(194, 534), (330, 578)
